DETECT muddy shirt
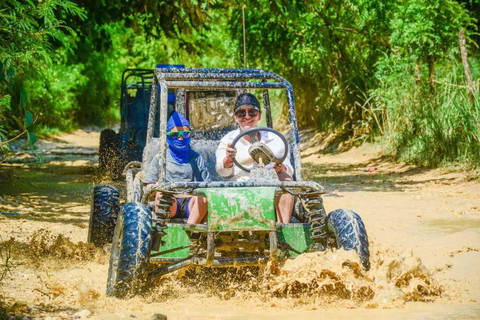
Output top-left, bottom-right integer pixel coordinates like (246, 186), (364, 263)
(215, 128), (294, 182)
(144, 149), (210, 184)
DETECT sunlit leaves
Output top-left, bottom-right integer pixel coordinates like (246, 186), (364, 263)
(225, 0), (476, 137)
(389, 0), (474, 60)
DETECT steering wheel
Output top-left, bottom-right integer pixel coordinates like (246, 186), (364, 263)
(230, 127), (289, 172)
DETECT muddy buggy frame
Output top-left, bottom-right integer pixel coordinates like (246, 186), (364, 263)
(105, 68), (370, 297)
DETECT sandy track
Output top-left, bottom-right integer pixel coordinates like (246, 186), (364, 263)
(1, 130), (479, 319)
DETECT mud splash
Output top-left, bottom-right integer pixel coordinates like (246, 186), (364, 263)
(0, 231), (107, 318)
(2, 229), (107, 266)
(262, 251), (375, 304)
(264, 249), (441, 307)
(144, 247), (442, 310)
(0, 221), (448, 318)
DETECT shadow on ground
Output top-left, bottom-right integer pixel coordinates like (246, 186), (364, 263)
(303, 155), (457, 194)
(0, 157), (100, 226)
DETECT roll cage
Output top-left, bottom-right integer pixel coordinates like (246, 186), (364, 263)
(143, 68), (324, 202)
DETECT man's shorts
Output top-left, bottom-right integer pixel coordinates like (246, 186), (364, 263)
(174, 197), (192, 219)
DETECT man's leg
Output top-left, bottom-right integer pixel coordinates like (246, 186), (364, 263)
(275, 171), (294, 223)
(275, 193), (294, 223)
(187, 196), (208, 224)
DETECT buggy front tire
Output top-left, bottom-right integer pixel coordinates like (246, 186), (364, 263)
(107, 202), (152, 298)
(88, 185), (120, 247)
(327, 209), (370, 270)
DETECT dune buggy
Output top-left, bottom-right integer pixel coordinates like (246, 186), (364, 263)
(98, 65), (184, 179)
(99, 68), (370, 297)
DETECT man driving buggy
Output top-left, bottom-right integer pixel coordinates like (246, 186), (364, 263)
(215, 92), (295, 223)
(145, 112), (210, 224)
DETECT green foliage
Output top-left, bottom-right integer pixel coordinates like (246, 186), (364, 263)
(230, 0), (394, 129)
(0, 0), (479, 168)
(0, 0), (85, 156)
(229, 0), (479, 166)
(25, 53), (89, 131)
(66, 0), (211, 48)
(389, 0), (474, 60)
(62, 10), (238, 127)
(368, 0), (479, 167)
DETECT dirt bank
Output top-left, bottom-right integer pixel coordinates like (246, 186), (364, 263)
(1, 130), (479, 319)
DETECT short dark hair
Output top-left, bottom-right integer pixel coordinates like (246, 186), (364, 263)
(234, 93), (260, 111)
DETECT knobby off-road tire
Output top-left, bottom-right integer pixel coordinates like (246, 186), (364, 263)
(99, 129), (118, 175)
(106, 202), (152, 298)
(327, 209), (370, 270)
(88, 185), (120, 247)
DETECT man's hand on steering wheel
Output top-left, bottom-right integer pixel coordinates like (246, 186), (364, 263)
(223, 142), (236, 168)
(273, 163), (286, 173)
(229, 127), (289, 173)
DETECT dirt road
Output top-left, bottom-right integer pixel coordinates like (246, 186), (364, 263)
(1, 130), (479, 319)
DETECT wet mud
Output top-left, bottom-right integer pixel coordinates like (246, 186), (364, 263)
(0, 230), (443, 318)
(0, 130), (479, 319)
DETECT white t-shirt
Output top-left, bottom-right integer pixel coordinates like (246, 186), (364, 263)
(215, 128), (294, 182)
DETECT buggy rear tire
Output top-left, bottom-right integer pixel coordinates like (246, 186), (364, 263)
(327, 209), (370, 270)
(99, 129), (121, 178)
(106, 202), (152, 298)
(88, 185), (120, 247)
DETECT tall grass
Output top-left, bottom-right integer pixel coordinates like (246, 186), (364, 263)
(0, 237), (13, 318)
(373, 57), (480, 168)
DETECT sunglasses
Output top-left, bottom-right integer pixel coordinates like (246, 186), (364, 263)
(167, 130), (191, 139)
(235, 108), (259, 118)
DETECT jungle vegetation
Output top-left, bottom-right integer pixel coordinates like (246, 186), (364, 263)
(0, 0), (479, 167)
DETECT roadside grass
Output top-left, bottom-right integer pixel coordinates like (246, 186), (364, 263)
(34, 125), (68, 139)
(387, 85), (479, 168)
(0, 237), (14, 320)
(372, 59), (480, 169)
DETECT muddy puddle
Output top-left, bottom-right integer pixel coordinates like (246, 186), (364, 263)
(423, 218), (480, 234)
(1, 130), (480, 319)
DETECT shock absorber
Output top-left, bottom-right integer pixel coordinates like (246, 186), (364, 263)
(302, 192), (328, 250)
(151, 193), (174, 251)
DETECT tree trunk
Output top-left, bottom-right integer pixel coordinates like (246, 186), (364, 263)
(415, 62), (422, 85)
(459, 29), (475, 107)
(428, 55), (435, 94)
